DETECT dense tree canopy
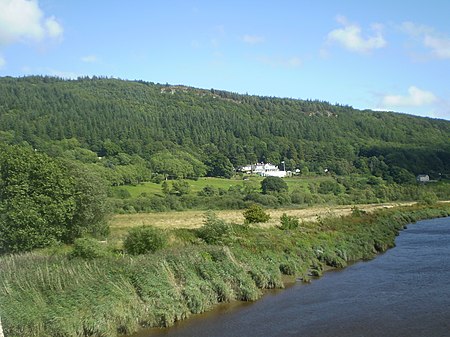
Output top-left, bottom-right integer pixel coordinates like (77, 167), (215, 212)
(0, 145), (110, 254)
(0, 76), (449, 183)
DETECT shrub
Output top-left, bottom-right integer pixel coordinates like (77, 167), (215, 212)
(243, 204), (270, 224)
(115, 188), (132, 199)
(292, 190), (311, 204)
(245, 193), (279, 207)
(278, 213), (299, 230)
(208, 195), (246, 210)
(318, 180), (344, 195)
(151, 174), (165, 184)
(197, 211), (234, 245)
(70, 237), (108, 259)
(261, 176), (288, 194)
(123, 226), (167, 255)
(419, 191), (438, 205)
(351, 206), (367, 217)
(276, 193), (291, 205)
(198, 185), (218, 197)
(171, 179), (191, 196)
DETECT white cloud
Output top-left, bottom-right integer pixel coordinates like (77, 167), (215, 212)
(401, 21), (450, 60)
(45, 16), (63, 40)
(81, 55), (99, 63)
(423, 35), (450, 59)
(327, 16), (386, 54)
(0, 54), (5, 68)
(242, 34), (265, 45)
(0, 0), (63, 46)
(380, 86), (437, 107)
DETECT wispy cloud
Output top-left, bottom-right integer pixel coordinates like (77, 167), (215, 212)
(327, 15), (386, 54)
(0, 0), (63, 46)
(241, 34), (265, 45)
(401, 22), (450, 60)
(0, 54), (5, 69)
(46, 68), (79, 79)
(210, 37), (220, 48)
(423, 35), (450, 59)
(190, 40), (200, 48)
(435, 99), (450, 120)
(81, 55), (99, 63)
(380, 86), (437, 108)
(215, 25), (225, 35)
(400, 21), (433, 37)
(257, 55), (302, 68)
(19, 65), (80, 79)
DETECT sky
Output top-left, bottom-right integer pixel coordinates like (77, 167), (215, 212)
(0, 0), (450, 120)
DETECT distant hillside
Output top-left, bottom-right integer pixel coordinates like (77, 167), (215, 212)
(0, 76), (449, 180)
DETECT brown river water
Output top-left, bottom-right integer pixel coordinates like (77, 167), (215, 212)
(133, 217), (450, 337)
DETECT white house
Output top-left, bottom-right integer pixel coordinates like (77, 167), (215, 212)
(240, 162), (287, 177)
(416, 174), (430, 183)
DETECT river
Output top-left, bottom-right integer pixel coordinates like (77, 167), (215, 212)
(136, 217), (450, 337)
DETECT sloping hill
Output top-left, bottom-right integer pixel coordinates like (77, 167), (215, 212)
(0, 76), (449, 178)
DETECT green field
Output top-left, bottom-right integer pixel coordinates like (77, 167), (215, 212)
(113, 175), (335, 198)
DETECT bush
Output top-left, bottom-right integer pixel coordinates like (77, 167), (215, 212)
(261, 176), (288, 194)
(351, 206), (367, 217)
(318, 180), (344, 195)
(171, 179), (191, 196)
(123, 226), (167, 255)
(197, 185), (218, 197)
(276, 193), (291, 205)
(150, 174), (165, 184)
(115, 188), (132, 199)
(278, 213), (299, 230)
(245, 193), (279, 207)
(419, 191), (438, 205)
(207, 195), (246, 210)
(70, 237), (108, 259)
(197, 211), (234, 245)
(243, 204), (270, 224)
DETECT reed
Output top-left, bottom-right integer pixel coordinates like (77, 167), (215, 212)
(1, 204), (449, 336)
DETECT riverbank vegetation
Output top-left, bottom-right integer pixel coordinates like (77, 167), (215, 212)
(1, 203), (449, 336)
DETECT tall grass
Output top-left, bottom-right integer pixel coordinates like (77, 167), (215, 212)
(1, 204), (449, 336)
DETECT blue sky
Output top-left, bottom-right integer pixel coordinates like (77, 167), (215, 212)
(1, 0), (450, 120)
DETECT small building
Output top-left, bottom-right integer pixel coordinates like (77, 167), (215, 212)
(239, 162), (288, 177)
(416, 174), (430, 183)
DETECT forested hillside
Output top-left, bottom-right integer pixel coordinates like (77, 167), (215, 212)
(0, 75), (449, 183)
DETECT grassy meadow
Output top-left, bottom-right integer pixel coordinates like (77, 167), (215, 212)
(112, 175), (334, 198)
(120, 177), (256, 198)
(109, 174), (450, 216)
(108, 202), (416, 244)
